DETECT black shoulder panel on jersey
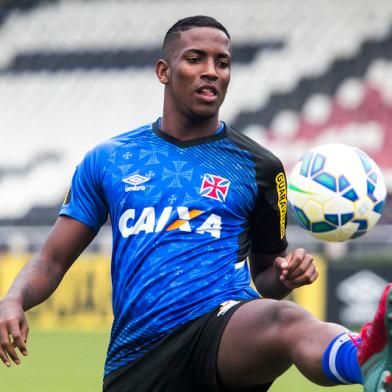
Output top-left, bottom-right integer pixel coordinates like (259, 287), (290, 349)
(226, 126), (289, 255)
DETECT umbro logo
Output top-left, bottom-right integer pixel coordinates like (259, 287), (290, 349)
(122, 174), (150, 192)
(336, 270), (388, 325)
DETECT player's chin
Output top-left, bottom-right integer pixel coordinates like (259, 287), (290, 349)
(190, 103), (221, 119)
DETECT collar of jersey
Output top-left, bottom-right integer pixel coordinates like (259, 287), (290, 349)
(152, 119), (228, 148)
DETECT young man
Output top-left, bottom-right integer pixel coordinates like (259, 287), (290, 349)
(0, 15), (391, 392)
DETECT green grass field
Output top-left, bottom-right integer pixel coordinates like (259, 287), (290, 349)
(0, 330), (362, 391)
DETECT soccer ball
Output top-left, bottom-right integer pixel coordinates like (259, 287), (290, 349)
(288, 143), (387, 242)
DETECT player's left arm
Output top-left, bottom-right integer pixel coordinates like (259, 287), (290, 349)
(247, 146), (318, 298)
(250, 248), (318, 300)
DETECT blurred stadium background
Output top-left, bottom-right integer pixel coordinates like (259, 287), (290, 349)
(1, 0), (392, 390)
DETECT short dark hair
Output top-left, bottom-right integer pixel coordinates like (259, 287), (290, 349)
(163, 15), (230, 56)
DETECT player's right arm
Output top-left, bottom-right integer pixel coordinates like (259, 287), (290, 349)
(0, 216), (96, 367)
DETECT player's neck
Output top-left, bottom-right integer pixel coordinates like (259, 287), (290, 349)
(160, 114), (221, 141)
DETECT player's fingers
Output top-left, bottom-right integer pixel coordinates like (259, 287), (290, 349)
(286, 254), (314, 280)
(0, 349), (11, 367)
(275, 257), (289, 270)
(0, 326), (12, 366)
(275, 258), (290, 283)
(0, 334), (11, 367)
(18, 321), (29, 356)
(0, 327), (19, 366)
(286, 248), (306, 271)
(284, 264), (318, 287)
(6, 321), (23, 364)
(310, 270), (319, 283)
(297, 269), (319, 286)
(20, 319), (29, 342)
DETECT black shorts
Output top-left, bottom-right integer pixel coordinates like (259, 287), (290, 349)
(103, 300), (274, 392)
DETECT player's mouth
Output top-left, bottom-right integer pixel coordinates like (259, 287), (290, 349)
(196, 85), (218, 103)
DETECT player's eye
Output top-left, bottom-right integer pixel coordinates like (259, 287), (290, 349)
(187, 57), (202, 64)
(217, 60), (230, 69)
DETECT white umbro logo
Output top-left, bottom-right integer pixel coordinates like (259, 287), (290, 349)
(123, 174), (150, 186)
(336, 270), (388, 325)
(122, 174), (150, 192)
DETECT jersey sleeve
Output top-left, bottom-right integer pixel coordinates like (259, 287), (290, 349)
(250, 153), (289, 255)
(59, 148), (108, 232)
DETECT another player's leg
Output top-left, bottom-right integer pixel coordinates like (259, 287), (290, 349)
(358, 283), (392, 392)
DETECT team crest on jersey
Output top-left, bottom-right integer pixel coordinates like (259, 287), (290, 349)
(122, 174), (150, 192)
(200, 174), (230, 202)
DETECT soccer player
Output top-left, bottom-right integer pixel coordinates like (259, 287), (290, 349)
(0, 15), (391, 392)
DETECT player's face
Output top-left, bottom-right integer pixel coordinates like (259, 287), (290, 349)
(160, 27), (231, 120)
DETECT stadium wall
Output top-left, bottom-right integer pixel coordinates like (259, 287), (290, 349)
(0, 253), (326, 330)
(0, 253), (113, 330)
(2, 252), (391, 330)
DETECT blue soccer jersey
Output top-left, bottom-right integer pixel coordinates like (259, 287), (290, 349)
(60, 120), (288, 376)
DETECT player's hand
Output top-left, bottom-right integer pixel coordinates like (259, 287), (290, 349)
(0, 299), (29, 367)
(274, 248), (318, 289)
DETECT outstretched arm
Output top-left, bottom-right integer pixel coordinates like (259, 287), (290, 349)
(250, 248), (318, 300)
(0, 216), (96, 367)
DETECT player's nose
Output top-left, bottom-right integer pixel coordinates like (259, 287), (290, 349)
(201, 58), (218, 81)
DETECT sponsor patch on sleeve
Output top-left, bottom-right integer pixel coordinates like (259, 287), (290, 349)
(275, 172), (287, 239)
(63, 187), (71, 205)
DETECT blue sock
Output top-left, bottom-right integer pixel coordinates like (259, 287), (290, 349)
(322, 332), (363, 384)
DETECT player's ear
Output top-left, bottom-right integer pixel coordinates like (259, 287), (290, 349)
(155, 59), (170, 84)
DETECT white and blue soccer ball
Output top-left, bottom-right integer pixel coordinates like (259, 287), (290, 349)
(288, 143), (387, 242)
